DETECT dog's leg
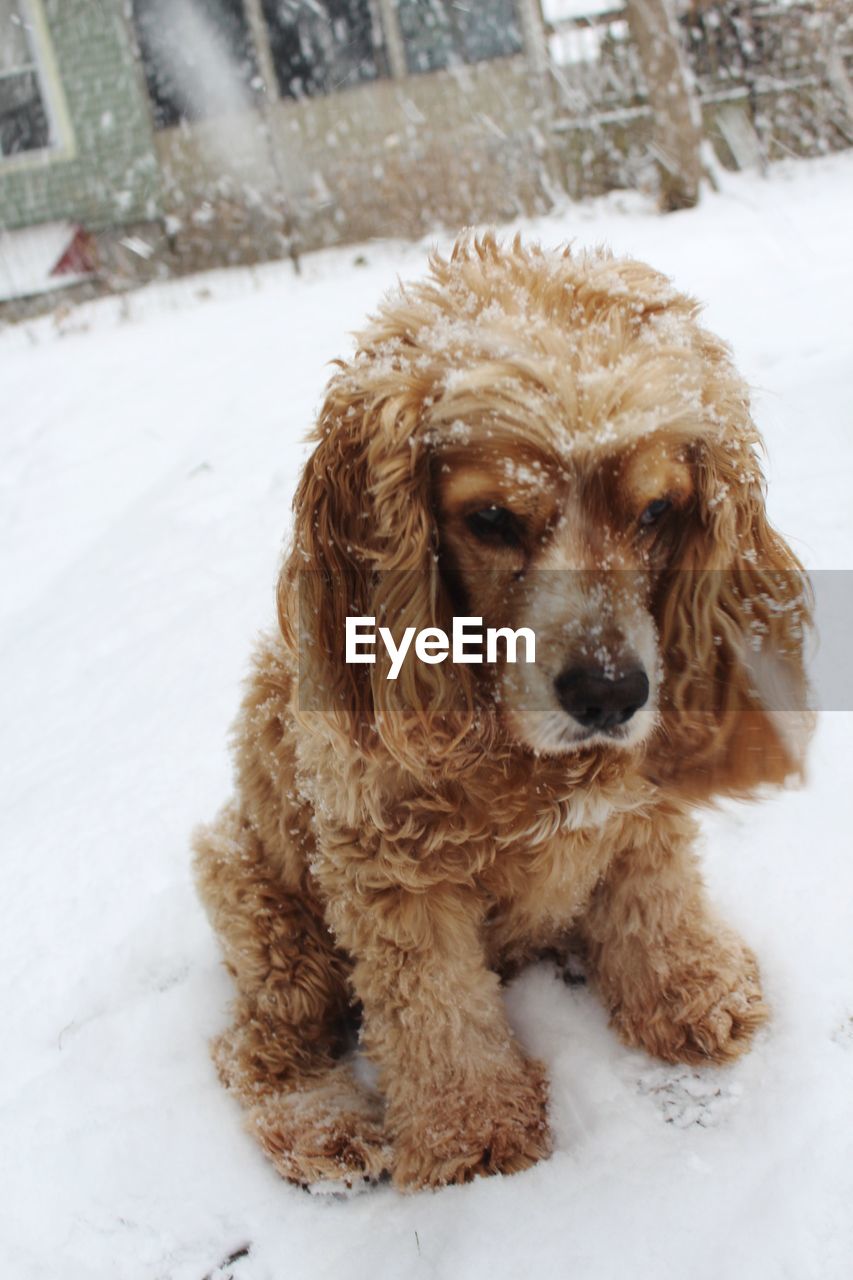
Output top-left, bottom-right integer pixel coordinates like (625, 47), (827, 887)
(322, 880), (551, 1190)
(193, 804), (390, 1187)
(577, 806), (768, 1065)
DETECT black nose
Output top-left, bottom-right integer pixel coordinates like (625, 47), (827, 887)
(554, 665), (649, 732)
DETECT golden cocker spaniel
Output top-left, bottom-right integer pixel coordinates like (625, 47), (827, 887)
(194, 234), (811, 1191)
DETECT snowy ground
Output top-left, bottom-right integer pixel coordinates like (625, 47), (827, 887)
(2, 153), (852, 1280)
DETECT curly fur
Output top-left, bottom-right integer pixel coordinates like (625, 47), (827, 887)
(193, 234), (812, 1191)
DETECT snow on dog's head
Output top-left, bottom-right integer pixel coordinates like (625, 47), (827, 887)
(280, 233), (813, 797)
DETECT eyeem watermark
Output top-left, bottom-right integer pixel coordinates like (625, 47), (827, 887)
(346, 616), (536, 680)
(294, 570), (853, 711)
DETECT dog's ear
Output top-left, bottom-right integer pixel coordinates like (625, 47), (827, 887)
(651, 452), (813, 800)
(278, 363), (479, 777)
(649, 347), (813, 799)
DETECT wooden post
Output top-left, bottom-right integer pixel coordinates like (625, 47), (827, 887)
(516, 0), (551, 81)
(375, 0), (409, 80)
(242, 0), (280, 101)
(624, 0), (702, 210)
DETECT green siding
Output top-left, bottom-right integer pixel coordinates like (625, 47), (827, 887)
(0, 0), (161, 230)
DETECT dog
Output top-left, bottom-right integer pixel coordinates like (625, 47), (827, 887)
(193, 234), (811, 1190)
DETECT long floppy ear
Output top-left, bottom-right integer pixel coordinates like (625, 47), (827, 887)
(277, 364), (479, 778)
(649, 356), (813, 799)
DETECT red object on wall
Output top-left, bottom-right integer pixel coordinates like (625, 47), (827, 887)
(50, 226), (97, 278)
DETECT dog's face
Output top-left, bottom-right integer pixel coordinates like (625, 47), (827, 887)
(434, 434), (696, 755)
(283, 235), (811, 794)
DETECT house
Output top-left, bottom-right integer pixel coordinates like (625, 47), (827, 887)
(0, 0), (557, 298)
(1, 0), (850, 308)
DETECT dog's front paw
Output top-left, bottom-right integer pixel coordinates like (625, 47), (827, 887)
(391, 1054), (551, 1190)
(244, 1066), (392, 1189)
(612, 935), (768, 1066)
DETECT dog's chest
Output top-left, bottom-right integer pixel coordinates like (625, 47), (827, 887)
(482, 795), (619, 954)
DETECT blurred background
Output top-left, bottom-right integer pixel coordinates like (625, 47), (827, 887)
(1, 0), (851, 319)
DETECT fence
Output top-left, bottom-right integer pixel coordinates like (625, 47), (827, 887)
(545, 0), (853, 188)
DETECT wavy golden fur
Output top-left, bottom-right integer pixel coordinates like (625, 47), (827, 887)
(193, 234), (812, 1190)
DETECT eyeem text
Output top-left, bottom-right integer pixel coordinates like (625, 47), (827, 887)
(345, 616), (536, 680)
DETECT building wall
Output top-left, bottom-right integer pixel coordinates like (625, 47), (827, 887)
(153, 55), (559, 264)
(0, 0), (160, 231)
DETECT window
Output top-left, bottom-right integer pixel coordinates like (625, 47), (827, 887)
(0, 0), (52, 158)
(131, 0), (260, 129)
(131, 0), (526, 126)
(260, 0), (388, 99)
(396, 0), (523, 75)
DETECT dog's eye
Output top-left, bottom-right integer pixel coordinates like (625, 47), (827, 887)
(466, 505), (522, 547)
(639, 498), (671, 527)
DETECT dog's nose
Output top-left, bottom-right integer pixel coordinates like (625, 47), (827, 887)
(554, 665), (649, 732)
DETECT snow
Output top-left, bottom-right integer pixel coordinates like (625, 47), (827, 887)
(2, 152), (852, 1280)
(543, 0), (622, 21)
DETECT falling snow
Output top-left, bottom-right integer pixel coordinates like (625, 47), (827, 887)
(1, 153), (852, 1280)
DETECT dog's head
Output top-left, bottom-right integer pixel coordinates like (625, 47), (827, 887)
(281, 235), (811, 796)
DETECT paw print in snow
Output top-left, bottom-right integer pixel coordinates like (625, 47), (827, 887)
(636, 1065), (742, 1129)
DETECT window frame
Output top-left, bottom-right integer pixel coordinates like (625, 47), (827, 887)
(0, 0), (75, 172)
